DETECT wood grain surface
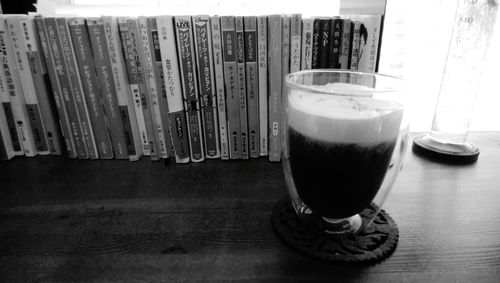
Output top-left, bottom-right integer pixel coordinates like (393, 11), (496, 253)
(1, 133), (500, 282)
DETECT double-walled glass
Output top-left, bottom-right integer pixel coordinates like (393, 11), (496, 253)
(282, 70), (409, 234)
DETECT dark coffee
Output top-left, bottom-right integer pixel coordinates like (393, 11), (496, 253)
(288, 127), (396, 219)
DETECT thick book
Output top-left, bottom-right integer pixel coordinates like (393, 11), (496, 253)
(174, 16), (205, 162)
(148, 16), (174, 158)
(68, 18), (114, 159)
(36, 16), (76, 158)
(23, 16), (64, 155)
(192, 15), (220, 159)
(311, 18), (321, 69)
(0, 18), (37, 157)
(235, 16), (249, 159)
(319, 18), (332, 69)
(289, 14), (302, 74)
(267, 15), (282, 162)
(57, 17), (97, 159)
(329, 17), (342, 69)
(103, 16), (143, 161)
(243, 16), (259, 158)
(210, 15), (229, 160)
(137, 16), (168, 159)
(0, 62), (17, 159)
(301, 18), (313, 71)
(257, 15), (268, 157)
(87, 17), (130, 160)
(6, 16), (50, 155)
(156, 15), (190, 163)
(349, 21), (362, 71)
(117, 17), (151, 156)
(220, 16), (241, 159)
(348, 15), (382, 73)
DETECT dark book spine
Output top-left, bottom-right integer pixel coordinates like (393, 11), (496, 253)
(68, 18), (114, 159)
(329, 18), (342, 69)
(174, 16), (205, 162)
(87, 18), (128, 159)
(235, 16), (248, 159)
(220, 16), (241, 159)
(35, 16), (75, 157)
(1, 102), (21, 152)
(319, 18), (332, 69)
(192, 15), (220, 159)
(339, 19), (352, 69)
(243, 16), (259, 158)
(267, 15), (282, 162)
(311, 18), (321, 69)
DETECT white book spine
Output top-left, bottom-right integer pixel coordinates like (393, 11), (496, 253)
(0, 18), (37, 156)
(289, 14), (302, 74)
(103, 16), (142, 161)
(300, 18), (313, 70)
(157, 15), (190, 163)
(257, 16), (268, 157)
(210, 15), (229, 160)
(138, 16), (168, 159)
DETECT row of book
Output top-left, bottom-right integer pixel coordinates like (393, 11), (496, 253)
(0, 14), (382, 163)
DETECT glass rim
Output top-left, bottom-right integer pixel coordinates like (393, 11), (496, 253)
(285, 69), (405, 96)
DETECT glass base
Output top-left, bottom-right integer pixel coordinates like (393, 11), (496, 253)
(413, 134), (480, 164)
(322, 214), (362, 234)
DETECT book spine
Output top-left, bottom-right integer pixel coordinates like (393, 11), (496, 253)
(6, 17), (50, 155)
(311, 18), (321, 69)
(138, 16), (168, 159)
(128, 18), (160, 161)
(319, 18), (332, 69)
(300, 18), (313, 71)
(0, 19), (37, 157)
(36, 16), (76, 158)
(117, 18), (151, 156)
(257, 16), (268, 157)
(220, 16), (240, 159)
(87, 18), (128, 160)
(243, 16), (259, 158)
(192, 15), (220, 159)
(148, 17), (174, 158)
(0, 63), (16, 159)
(235, 16), (248, 160)
(289, 14), (302, 74)
(24, 16), (64, 155)
(282, 15), (290, 84)
(349, 21), (361, 71)
(103, 16), (142, 161)
(57, 17), (96, 159)
(353, 15), (382, 72)
(329, 18), (342, 69)
(156, 15), (190, 163)
(339, 19), (352, 70)
(267, 15), (282, 162)
(210, 16), (229, 160)
(68, 18), (114, 159)
(174, 16), (205, 162)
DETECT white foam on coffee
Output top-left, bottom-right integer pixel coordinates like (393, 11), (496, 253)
(288, 86), (403, 145)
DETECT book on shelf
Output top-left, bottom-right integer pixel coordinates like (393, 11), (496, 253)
(243, 16), (259, 158)
(103, 16), (143, 161)
(68, 18), (114, 159)
(350, 20), (361, 71)
(311, 18), (321, 69)
(268, 14), (282, 162)
(281, 15), (290, 83)
(289, 14), (302, 74)
(137, 16), (169, 159)
(0, 99), (15, 160)
(192, 15), (220, 159)
(0, 17), (37, 157)
(339, 18), (352, 70)
(0, 64), (16, 160)
(35, 16), (77, 158)
(348, 14), (382, 73)
(235, 16), (248, 160)
(210, 15), (229, 160)
(6, 15), (50, 155)
(156, 15), (190, 163)
(329, 17), (342, 69)
(174, 16), (205, 162)
(300, 17), (313, 71)
(148, 16), (174, 158)
(117, 17), (151, 157)
(319, 18), (332, 69)
(220, 16), (240, 160)
(57, 17), (98, 159)
(257, 15), (268, 157)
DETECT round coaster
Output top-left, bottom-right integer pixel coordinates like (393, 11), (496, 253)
(412, 134), (480, 164)
(271, 198), (399, 263)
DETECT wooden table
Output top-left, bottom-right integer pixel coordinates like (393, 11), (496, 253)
(1, 133), (500, 281)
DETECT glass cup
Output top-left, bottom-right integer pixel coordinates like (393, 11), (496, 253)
(282, 70), (409, 235)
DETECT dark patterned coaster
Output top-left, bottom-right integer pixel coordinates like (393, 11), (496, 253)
(271, 198), (399, 263)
